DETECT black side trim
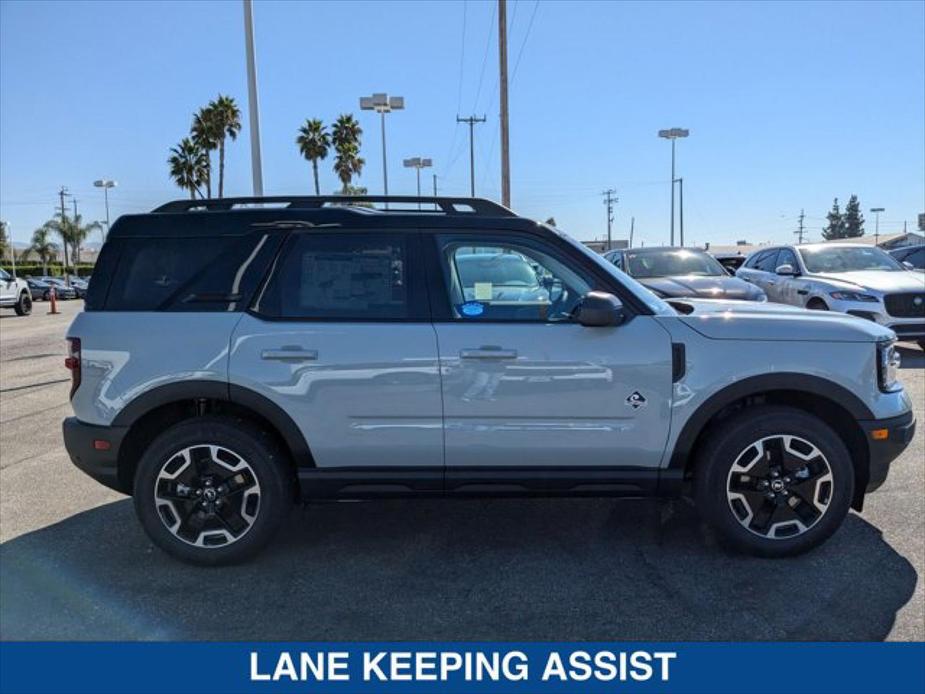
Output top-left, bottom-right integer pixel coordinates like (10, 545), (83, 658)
(671, 343), (686, 382)
(667, 373), (875, 470)
(63, 417), (129, 494)
(297, 466), (665, 500)
(111, 380), (312, 467)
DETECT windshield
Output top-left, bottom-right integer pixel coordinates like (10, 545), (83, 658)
(549, 226), (676, 316)
(625, 249), (726, 278)
(799, 246), (904, 273)
(456, 254), (540, 288)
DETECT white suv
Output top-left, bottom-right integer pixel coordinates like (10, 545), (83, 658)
(0, 268), (32, 316)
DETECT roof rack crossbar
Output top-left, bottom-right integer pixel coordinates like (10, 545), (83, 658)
(152, 196), (515, 217)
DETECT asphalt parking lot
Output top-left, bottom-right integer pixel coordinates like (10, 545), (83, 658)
(0, 299), (922, 641)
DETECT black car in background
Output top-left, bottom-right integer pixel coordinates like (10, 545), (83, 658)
(603, 246), (767, 301)
(26, 278), (53, 301)
(889, 245), (924, 270)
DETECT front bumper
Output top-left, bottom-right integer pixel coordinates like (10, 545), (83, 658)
(858, 410), (916, 493)
(830, 299), (925, 340)
(63, 417), (129, 494)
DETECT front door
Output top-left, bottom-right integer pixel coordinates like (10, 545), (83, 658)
(229, 231), (443, 469)
(428, 233), (673, 471)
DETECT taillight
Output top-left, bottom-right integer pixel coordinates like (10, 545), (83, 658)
(65, 337), (81, 399)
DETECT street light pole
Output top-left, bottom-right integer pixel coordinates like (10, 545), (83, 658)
(677, 177), (684, 246)
(403, 158), (433, 209)
(93, 179), (116, 242)
(871, 207), (885, 246)
(361, 93), (405, 196)
(658, 128), (689, 246)
(243, 0), (264, 196)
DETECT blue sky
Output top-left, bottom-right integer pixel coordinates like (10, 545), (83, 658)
(1, 0), (923, 248)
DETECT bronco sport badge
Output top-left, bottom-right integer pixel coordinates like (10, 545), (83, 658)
(626, 391), (647, 409)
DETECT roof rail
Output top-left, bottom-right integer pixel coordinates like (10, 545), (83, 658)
(152, 195), (516, 217)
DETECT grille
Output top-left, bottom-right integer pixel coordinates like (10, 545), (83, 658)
(884, 293), (925, 318)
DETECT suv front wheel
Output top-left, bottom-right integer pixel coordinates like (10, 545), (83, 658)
(133, 416), (292, 565)
(14, 291), (32, 316)
(695, 406), (854, 557)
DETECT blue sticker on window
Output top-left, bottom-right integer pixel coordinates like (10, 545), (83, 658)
(460, 302), (485, 317)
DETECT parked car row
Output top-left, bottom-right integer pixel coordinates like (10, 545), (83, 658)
(1, 271), (88, 316)
(598, 242), (924, 349)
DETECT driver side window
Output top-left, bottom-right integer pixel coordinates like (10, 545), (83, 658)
(438, 237), (592, 322)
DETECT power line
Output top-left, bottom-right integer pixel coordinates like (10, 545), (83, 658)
(511, 0), (540, 84)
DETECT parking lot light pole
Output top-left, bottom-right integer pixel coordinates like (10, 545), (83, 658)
(870, 207), (885, 246)
(360, 93), (404, 197)
(658, 128), (689, 246)
(403, 158), (432, 209)
(93, 179), (116, 242)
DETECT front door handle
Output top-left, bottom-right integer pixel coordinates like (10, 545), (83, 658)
(261, 348), (318, 361)
(459, 347), (518, 360)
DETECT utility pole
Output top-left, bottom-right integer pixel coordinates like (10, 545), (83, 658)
(243, 0), (264, 196)
(794, 209), (806, 244)
(602, 189), (618, 251)
(432, 174), (438, 197)
(72, 198), (81, 266)
(58, 186), (71, 284)
(498, 0), (511, 207)
(456, 114), (486, 197)
(629, 216), (635, 248)
(870, 207), (885, 245)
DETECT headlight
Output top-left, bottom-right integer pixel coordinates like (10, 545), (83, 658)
(877, 340), (902, 392)
(830, 291), (879, 302)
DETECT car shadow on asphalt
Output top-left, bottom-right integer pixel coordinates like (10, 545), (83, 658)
(0, 496), (917, 641)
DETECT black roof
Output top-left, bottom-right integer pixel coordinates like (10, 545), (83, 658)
(108, 196), (541, 238)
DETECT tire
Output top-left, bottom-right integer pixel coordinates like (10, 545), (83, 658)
(14, 292), (32, 316)
(133, 416), (293, 565)
(43, 291), (50, 301)
(694, 406), (854, 558)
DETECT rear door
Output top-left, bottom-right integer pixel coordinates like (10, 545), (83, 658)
(426, 231), (673, 474)
(229, 231), (443, 469)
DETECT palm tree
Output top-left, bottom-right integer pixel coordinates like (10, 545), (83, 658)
(168, 138), (208, 199)
(296, 119), (330, 195)
(30, 224), (58, 276)
(191, 106), (219, 198)
(44, 217), (74, 273)
(66, 214), (102, 265)
(332, 114), (364, 194)
(209, 95), (241, 197)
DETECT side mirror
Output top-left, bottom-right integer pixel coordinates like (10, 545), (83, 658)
(903, 261), (914, 271)
(576, 291), (625, 327)
(775, 263), (797, 276)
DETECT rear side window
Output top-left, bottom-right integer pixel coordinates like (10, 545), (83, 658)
(755, 250), (781, 272)
(254, 233), (422, 320)
(102, 234), (279, 311)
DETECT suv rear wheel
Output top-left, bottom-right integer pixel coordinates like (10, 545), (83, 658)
(133, 416), (292, 565)
(695, 406), (853, 557)
(14, 291), (31, 316)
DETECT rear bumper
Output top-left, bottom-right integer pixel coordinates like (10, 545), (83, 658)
(859, 410), (916, 493)
(62, 417), (129, 494)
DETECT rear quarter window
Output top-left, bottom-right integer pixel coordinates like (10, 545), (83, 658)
(99, 234), (280, 311)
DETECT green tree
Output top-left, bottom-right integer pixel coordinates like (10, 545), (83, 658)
(331, 114), (364, 193)
(822, 198), (847, 240)
(0, 221), (8, 261)
(66, 214), (102, 264)
(30, 223), (58, 276)
(191, 106), (219, 198)
(209, 94), (241, 198)
(168, 137), (208, 199)
(44, 217), (74, 273)
(843, 194), (865, 238)
(296, 118), (330, 195)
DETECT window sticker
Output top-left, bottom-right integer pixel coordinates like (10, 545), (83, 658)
(474, 282), (493, 301)
(460, 301), (485, 317)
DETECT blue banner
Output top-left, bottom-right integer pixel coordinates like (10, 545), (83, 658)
(1, 642), (923, 694)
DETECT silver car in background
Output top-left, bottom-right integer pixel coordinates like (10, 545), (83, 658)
(737, 243), (925, 348)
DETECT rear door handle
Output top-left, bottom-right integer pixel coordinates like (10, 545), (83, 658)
(261, 349), (318, 361)
(459, 347), (518, 360)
